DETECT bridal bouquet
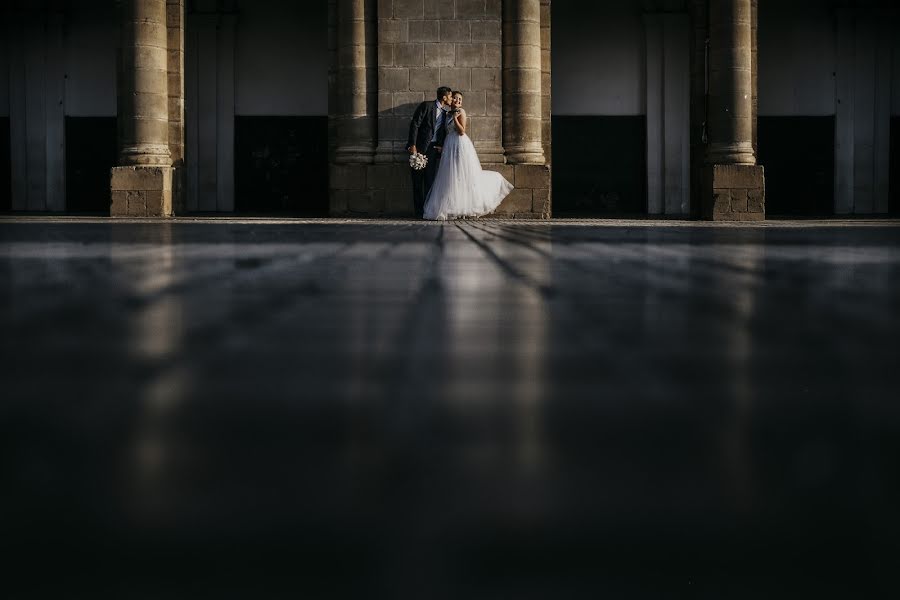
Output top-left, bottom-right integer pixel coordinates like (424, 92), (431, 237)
(409, 152), (428, 171)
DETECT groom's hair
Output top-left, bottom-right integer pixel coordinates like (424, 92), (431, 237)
(436, 86), (452, 99)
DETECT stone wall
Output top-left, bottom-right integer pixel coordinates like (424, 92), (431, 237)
(329, 0), (551, 218)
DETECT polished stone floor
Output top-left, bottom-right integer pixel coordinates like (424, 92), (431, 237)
(1, 218), (899, 598)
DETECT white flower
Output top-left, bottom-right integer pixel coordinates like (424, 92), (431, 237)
(409, 152), (428, 171)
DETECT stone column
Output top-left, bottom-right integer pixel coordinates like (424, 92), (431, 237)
(750, 0), (758, 158)
(701, 0), (765, 221)
(111, 0), (173, 217)
(333, 0), (376, 164)
(503, 0), (545, 164)
(166, 0), (185, 214)
(706, 0), (754, 165)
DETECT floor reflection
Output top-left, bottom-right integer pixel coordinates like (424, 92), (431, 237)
(1, 220), (899, 598)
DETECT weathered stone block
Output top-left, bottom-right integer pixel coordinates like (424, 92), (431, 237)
(136, 190), (171, 217)
(393, 91), (424, 110)
(111, 166), (173, 191)
(425, 43), (455, 67)
(748, 188), (765, 213)
(386, 189), (414, 216)
(730, 189), (748, 213)
(440, 21), (470, 42)
(439, 67), (471, 90)
(329, 164), (367, 190)
(710, 164), (765, 189)
(463, 90), (486, 115)
(379, 19), (408, 43)
(126, 192), (148, 217)
(471, 20), (501, 41)
(393, 0), (424, 19)
(378, 91), (394, 113)
(394, 43), (424, 66)
(484, 43), (501, 67)
(367, 165), (395, 190)
(409, 20), (440, 41)
(467, 116), (501, 142)
(702, 164), (765, 221)
(532, 188), (551, 216)
(485, 92), (502, 115)
(514, 164), (550, 189)
(472, 68), (501, 90)
(378, 44), (394, 66)
(110, 191), (128, 215)
(329, 189), (352, 215)
(484, 164), (514, 182)
(378, 0), (394, 18)
(378, 68), (410, 91)
(456, 43), (486, 67)
(497, 189), (532, 213)
(424, 0), (454, 19)
(409, 67), (441, 91)
(457, 0), (486, 18)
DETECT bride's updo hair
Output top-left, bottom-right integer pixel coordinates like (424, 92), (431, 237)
(452, 91), (463, 98)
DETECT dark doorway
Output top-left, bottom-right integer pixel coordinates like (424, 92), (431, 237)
(234, 116), (328, 216)
(891, 117), (900, 215)
(552, 116), (647, 216)
(66, 117), (117, 213)
(0, 117), (9, 212)
(758, 116), (834, 216)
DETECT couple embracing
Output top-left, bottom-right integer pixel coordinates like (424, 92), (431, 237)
(407, 87), (513, 221)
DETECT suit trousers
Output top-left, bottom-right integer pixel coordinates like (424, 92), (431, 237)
(411, 144), (442, 218)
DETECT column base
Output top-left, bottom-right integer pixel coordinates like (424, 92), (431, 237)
(701, 164), (765, 221)
(110, 166), (173, 217)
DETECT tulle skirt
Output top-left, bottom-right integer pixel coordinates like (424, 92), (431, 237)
(423, 131), (513, 220)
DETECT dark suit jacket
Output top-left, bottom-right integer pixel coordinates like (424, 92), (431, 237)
(407, 101), (447, 152)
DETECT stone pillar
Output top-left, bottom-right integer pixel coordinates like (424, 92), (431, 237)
(503, 0), (545, 164)
(701, 0), (765, 221)
(498, 0), (551, 218)
(706, 0), (754, 165)
(750, 0), (758, 158)
(540, 0), (551, 163)
(111, 0), (173, 217)
(333, 0), (376, 164)
(166, 0), (185, 214)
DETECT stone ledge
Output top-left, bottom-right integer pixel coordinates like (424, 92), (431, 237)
(329, 161), (551, 219)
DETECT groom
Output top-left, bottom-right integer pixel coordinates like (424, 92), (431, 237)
(407, 86), (453, 218)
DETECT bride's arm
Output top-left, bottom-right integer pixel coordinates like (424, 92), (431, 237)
(454, 110), (467, 136)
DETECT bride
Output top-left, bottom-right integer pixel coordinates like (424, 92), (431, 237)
(423, 91), (514, 220)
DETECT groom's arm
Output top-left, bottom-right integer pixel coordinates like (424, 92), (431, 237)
(407, 102), (427, 153)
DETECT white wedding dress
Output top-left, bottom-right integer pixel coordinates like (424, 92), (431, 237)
(423, 112), (513, 220)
